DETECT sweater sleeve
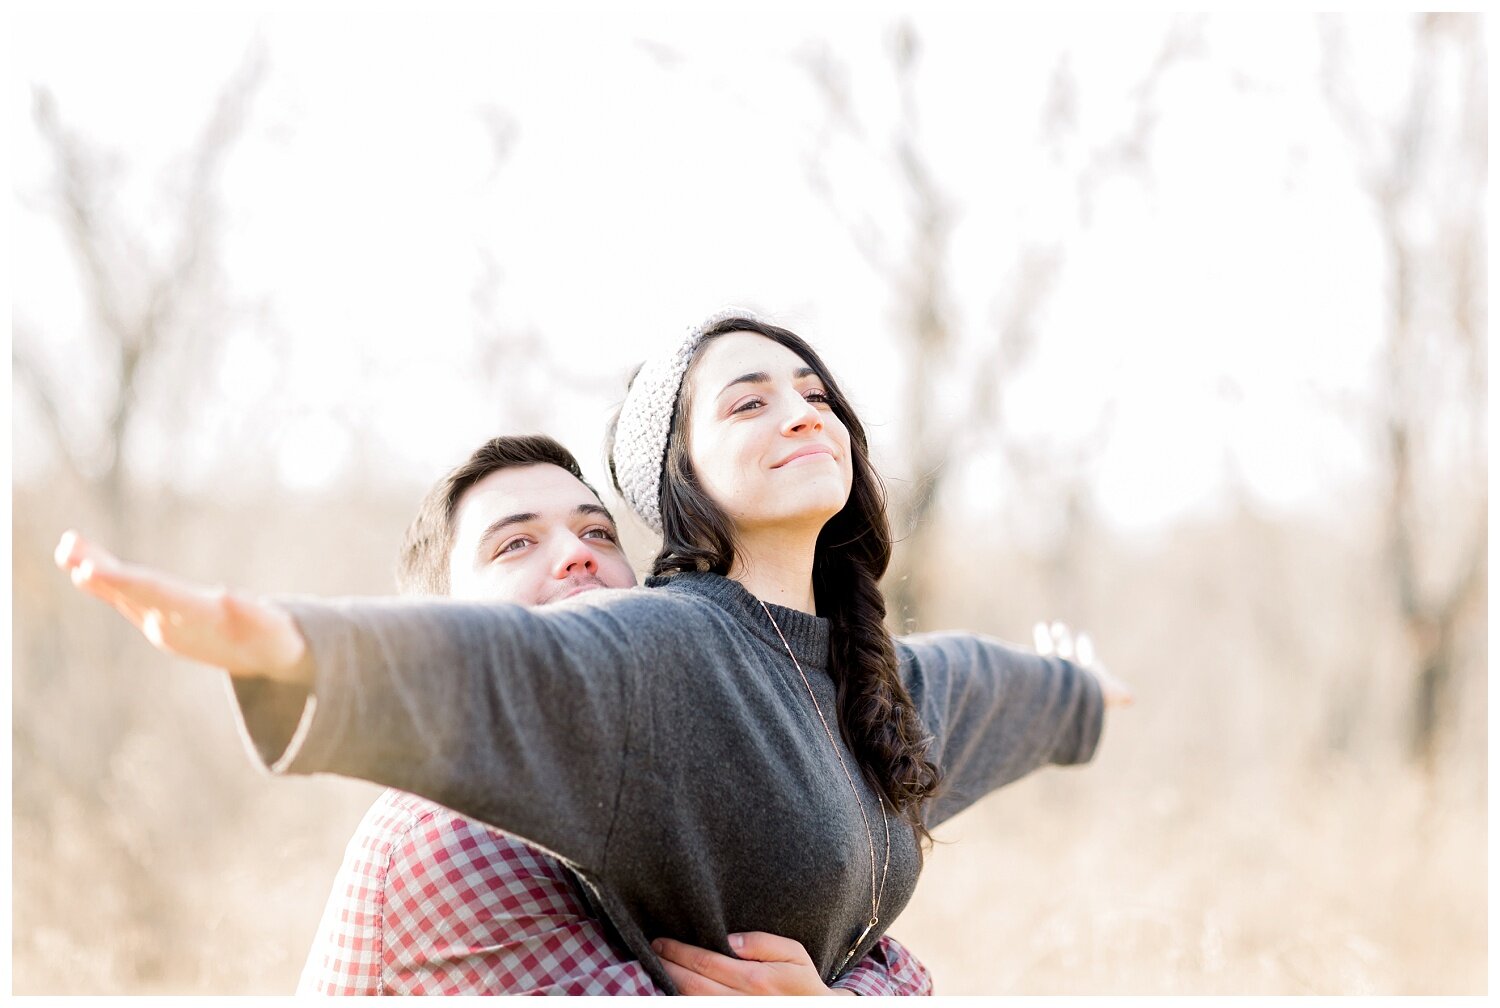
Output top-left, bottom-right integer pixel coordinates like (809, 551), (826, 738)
(898, 631), (1105, 828)
(228, 590), (658, 873)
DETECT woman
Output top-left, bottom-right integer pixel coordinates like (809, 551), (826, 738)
(57, 310), (1127, 993)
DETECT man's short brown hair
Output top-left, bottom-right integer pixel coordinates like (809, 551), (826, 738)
(396, 434), (599, 596)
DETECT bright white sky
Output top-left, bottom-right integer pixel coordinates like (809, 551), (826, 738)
(12, 7), (1426, 537)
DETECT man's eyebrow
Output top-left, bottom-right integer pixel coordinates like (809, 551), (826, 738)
(717, 367), (818, 398)
(478, 512), (539, 550)
(577, 502), (617, 525)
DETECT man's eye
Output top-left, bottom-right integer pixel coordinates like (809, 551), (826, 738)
(495, 537), (533, 557)
(583, 527), (618, 543)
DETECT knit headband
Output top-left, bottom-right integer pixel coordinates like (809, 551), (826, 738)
(613, 307), (766, 534)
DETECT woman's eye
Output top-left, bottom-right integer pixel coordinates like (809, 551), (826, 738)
(731, 397), (764, 414)
(805, 390), (831, 404)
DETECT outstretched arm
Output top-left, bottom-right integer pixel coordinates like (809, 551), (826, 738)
(901, 625), (1116, 829)
(55, 527), (641, 876)
(55, 529), (309, 682)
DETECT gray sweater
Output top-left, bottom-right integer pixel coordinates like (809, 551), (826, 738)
(232, 572), (1103, 993)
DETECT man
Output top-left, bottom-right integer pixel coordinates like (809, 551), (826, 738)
(294, 435), (934, 995)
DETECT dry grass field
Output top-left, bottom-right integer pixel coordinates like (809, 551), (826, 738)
(10, 485), (1487, 995)
(897, 751), (1485, 994)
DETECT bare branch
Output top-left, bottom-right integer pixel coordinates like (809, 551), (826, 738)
(31, 86), (131, 348)
(28, 42), (267, 505)
(1074, 16), (1202, 219)
(12, 326), (83, 480)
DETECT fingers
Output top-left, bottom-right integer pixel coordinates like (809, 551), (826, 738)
(56, 530), (226, 657)
(56, 533), (155, 632)
(656, 957), (738, 996)
(725, 931), (813, 966)
(57, 531), (119, 604)
(1097, 664), (1136, 708)
(56, 531), (227, 633)
(651, 938), (746, 994)
(1033, 620), (1076, 660)
(54, 528), (109, 573)
(1034, 620), (1132, 706)
(651, 934), (827, 995)
(83, 568), (156, 629)
(74, 554), (210, 617)
(1076, 631), (1096, 668)
(53, 530), (308, 679)
(1050, 620), (1075, 659)
(54, 529), (82, 570)
(1032, 621), (1052, 655)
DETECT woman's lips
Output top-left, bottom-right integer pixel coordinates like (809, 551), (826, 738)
(773, 446), (835, 468)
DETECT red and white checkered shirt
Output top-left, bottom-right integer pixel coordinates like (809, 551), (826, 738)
(299, 789), (934, 995)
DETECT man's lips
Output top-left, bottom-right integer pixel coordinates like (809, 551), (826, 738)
(550, 576), (607, 601)
(772, 445), (836, 468)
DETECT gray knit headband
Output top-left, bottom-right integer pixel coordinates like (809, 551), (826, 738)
(613, 307), (766, 534)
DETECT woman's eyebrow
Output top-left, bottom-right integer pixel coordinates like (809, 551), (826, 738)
(717, 367), (818, 398)
(718, 371), (770, 397)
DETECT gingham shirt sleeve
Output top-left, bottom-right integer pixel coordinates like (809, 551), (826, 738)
(832, 935), (935, 996)
(379, 797), (662, 995)
(297, 792), (412, 994)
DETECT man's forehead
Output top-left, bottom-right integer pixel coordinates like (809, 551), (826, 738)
(454, 464), (604, 527)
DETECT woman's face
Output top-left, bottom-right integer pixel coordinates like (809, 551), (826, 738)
(683, 331), (854, 537)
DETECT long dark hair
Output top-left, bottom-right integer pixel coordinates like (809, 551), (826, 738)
(608, 317), (942, 841)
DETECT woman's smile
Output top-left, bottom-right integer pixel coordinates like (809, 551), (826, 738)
(772, 445), (837, 468)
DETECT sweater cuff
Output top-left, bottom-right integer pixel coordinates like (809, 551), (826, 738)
(226, 596), (352, 775)
(226, 673), (319, 773)
(1063, 660), (1106, 765)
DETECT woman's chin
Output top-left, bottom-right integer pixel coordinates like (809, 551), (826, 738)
(748, 498), (849, 534)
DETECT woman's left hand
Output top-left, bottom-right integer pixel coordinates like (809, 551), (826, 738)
(1034, 620), (1134, 709)
(651, 932), (850, 996)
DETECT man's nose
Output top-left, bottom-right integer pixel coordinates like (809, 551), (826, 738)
(553, 535), (598, 577)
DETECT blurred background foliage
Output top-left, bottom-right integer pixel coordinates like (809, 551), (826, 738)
(11, 10), (1485, 994)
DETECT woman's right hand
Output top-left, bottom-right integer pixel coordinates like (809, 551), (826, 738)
(54, 529), (309, 683)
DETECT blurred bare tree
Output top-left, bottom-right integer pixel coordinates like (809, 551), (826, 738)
(465, 104), (621, 444)
(17, 44), (268, 541)
(1320, 13), (1487, 772)
(801, 19), (1198, 629)
(12, 44), (269, 991)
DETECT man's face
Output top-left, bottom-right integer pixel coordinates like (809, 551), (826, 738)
(447, 463), (637, 605)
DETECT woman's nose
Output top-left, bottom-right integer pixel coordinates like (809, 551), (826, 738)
(781, 395), (823, 435)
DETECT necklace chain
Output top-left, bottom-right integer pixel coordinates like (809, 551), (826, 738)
(759, 600), (891, 978)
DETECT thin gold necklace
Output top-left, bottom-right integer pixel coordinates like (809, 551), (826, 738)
(759, 599), (891, 979)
